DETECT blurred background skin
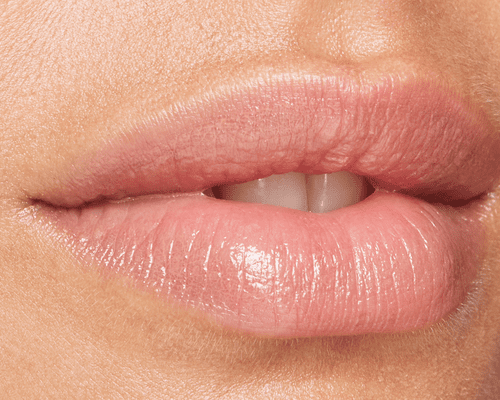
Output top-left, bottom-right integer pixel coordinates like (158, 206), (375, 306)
(1, 0), (500, 398)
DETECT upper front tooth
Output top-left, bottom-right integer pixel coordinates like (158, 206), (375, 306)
(218, 172), (308, 211)
(305, 172), (365, 213)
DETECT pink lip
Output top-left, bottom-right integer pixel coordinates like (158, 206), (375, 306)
(35, 73), (500, 337)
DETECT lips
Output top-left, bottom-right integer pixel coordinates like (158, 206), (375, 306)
(33, 73), (500, 338)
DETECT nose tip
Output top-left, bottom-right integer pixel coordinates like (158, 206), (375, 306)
(294, 0), (406, 63)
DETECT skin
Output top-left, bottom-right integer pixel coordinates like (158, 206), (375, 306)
(1, 0), (500, 398)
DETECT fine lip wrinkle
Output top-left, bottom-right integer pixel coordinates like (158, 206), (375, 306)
(23, 69), (499, 337)
(36, 183), (487, 337)
(32, 73), (500, 210)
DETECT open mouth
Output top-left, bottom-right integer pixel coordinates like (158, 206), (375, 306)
(32, 72), (500, 338)
(206, 171), (370, 213)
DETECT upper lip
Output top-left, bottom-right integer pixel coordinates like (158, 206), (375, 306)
(35, 72), (500, 208)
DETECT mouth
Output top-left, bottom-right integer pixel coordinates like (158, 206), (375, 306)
(206, 170), (370, 213)
(31, 72), (500, 338)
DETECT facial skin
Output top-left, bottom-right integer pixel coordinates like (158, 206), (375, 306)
(1, 0), (500, 398)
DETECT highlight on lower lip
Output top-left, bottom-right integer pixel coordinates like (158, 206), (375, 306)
(37, 191), (484, 338)
(31, 71), (497, 338)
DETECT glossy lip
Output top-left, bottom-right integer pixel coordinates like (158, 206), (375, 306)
(33, 72), (500, 338)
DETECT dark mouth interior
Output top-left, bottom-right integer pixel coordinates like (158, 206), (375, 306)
(407, 191), (482, 208)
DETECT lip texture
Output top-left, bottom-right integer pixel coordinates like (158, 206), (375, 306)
(34, 73), (500, 337)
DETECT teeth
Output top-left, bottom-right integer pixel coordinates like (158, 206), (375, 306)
(217, 171), (366, 213)
(218, 172), (308, 211)
(306, 172), (365, 213)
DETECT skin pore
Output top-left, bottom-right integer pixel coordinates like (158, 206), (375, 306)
(1, 0), (500, 398)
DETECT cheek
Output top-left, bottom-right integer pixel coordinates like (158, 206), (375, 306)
(473, 185), (500, 395)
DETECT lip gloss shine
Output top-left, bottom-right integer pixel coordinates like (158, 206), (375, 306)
(33, 73), (499, 337)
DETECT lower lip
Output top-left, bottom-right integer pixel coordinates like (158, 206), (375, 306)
(39, 190), (484, 338)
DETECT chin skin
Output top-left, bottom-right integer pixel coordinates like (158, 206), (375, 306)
(1, 0), (500, 399)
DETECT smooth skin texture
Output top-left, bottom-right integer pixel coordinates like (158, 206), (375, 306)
(1, 0), (500, 398)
